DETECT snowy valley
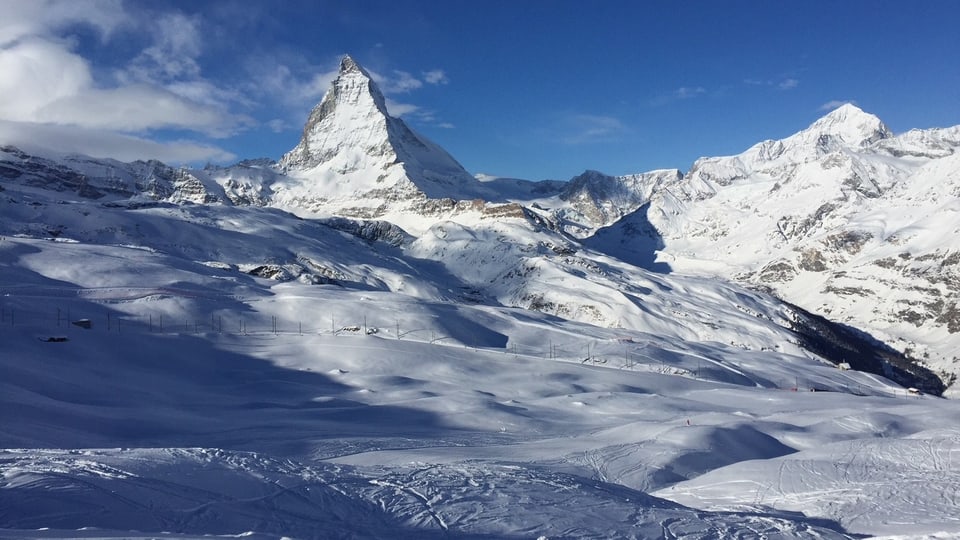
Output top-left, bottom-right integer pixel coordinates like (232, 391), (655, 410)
(2, 56), (960, 539)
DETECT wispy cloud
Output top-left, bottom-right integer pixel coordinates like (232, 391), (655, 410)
(745, 76), (800, 91)
(649, 86), (707, 106)
(265, 119), (288, 133)
(384, 98), (420, 117)
(381, 70), (423, 93)
(0, 0), (130, 47)
(423, 69), (449, 85)
(819, 99), (858, 111)
(250, 60), (338, 109)
(778, 78), (799, 90)
(675, 86), (706, 99)
(558, 114), (627, 145)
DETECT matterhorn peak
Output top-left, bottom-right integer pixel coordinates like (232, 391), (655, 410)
(278, 55), (393, 172)
(806, 103), (892, 148)
(273, 55), (488, 216)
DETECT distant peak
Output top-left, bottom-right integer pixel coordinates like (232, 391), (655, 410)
(820, 102), (870, 122)
(807, 103), (891, 147)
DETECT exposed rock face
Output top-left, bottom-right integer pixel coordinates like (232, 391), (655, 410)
(558, 169), (680, 237)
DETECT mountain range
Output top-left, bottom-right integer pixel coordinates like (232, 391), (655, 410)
(3, 54), (956, 393)
(5, 54), (960, 539)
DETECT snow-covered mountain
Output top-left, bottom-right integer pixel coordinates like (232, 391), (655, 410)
(2, 57), (958, 391)
(631, 104), (960, 386)
(265, 55), (495, 220)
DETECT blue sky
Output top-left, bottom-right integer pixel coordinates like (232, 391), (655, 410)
(1, 0), (958, 180)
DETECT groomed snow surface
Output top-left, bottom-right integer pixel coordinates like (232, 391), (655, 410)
(3, 230), (960, 539)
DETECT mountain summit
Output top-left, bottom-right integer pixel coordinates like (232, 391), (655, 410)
(275, 55), (488, 216)
(802, 103), (892, 150)
(279, 55), (394, 172)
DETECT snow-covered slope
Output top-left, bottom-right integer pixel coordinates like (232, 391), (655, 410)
(2, 183), (959, 537)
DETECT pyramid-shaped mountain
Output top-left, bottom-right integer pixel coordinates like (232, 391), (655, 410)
(273, 55), (493, 217)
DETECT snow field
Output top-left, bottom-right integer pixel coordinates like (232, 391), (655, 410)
(4, 252), (960, 537)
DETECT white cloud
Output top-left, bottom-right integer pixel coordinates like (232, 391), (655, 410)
(819, 99), (857, 111)
(390, 70), (423, 92)
(369, 69), (425, 94)
(675, 86), (706, 99)
(252, 62), (338, 110)
(0, 0), (252, 161)
(0, 38), (93, 121)
(34, 85), (247, 137)
(779, 78), (799, 90)
(384, 98), (420, 117)
(423, 69), (449, 85)
(0, 120), (234, 164)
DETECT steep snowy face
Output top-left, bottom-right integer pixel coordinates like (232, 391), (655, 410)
(272, 56), (488, 219)
(740, 104), (891, 168)
(279, 56), (395, 172)
(799, 102), (892, 151)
